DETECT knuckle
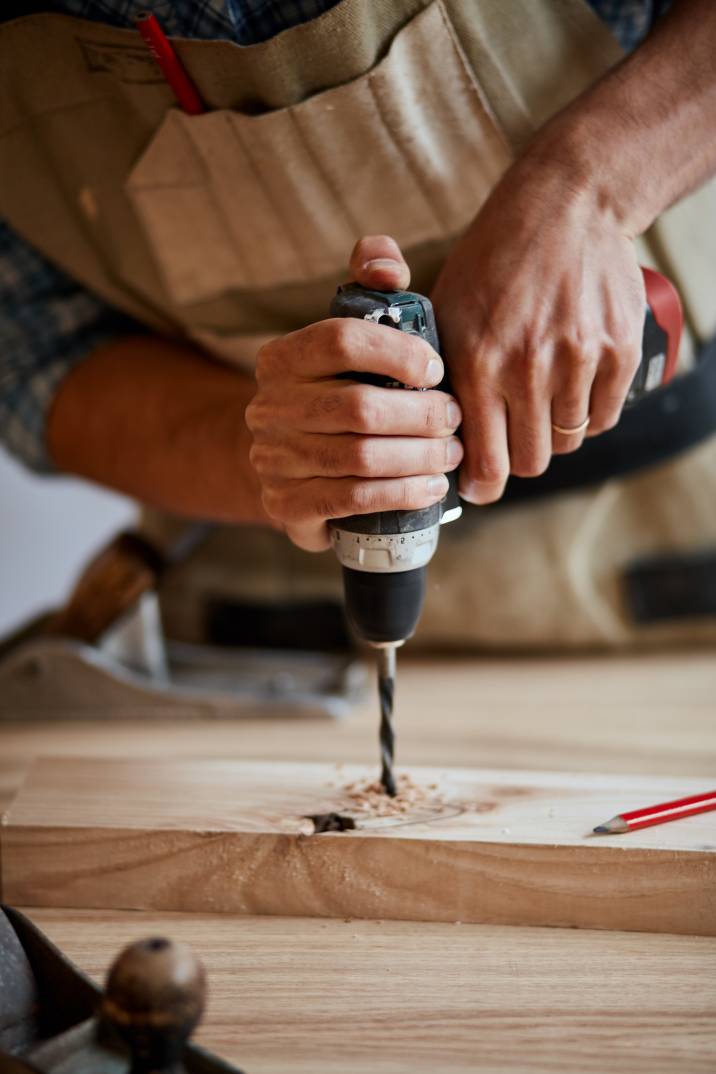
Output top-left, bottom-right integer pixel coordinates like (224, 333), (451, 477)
(248, 442), (269, 474)
(244, 400), (258, 432)
(611, 311), (643, 348)
(305, 390), (343, 422)
(331, 318), (361, 363)
(350, 436), (378, 476)
(473, 454), (507, 486)
(314, 441), (339, 475)
(517, 348), (549, 397)
(565, 347), (594, 376)
(601, 345), (639, 380)
(349, 389), (382, 432)
(347, 481), (375, 514)
(245, 399), (266, 433)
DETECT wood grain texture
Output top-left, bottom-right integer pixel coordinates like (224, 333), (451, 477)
(3, 758), (714, 934)
(25, 908), (716, 1074)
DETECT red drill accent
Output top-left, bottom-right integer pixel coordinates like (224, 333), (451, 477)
(642, 267), (683, 385)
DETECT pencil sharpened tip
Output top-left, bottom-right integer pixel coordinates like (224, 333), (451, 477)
(592, 815), (629, 834)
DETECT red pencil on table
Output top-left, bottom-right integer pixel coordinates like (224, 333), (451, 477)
(593, 789), (716, 834)
(136, 12), (205, 115)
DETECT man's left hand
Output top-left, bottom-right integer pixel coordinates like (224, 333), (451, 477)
(430, 147), (645, 505)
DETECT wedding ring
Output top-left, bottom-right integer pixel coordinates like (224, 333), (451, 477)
(551, 416), (590, 436)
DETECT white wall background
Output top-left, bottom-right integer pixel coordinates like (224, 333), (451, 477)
(0, 446), (135, 636)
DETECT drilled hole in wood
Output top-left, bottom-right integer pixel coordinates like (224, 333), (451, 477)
(305, 812), (357, 833)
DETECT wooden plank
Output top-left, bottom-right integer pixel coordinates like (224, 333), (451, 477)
(25, 908), (716, 1074)
(3, 758), (714, 935)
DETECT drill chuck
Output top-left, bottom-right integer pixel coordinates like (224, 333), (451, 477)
(341, 563), (426, 646)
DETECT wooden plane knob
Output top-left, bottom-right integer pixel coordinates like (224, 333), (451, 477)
(101, 936), (207, 1074)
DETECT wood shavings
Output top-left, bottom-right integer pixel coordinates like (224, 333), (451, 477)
(341, 772), (447, 817)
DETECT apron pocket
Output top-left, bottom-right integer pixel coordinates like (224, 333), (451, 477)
(126, 0), (512, 307)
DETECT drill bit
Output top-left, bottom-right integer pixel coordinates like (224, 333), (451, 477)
(377, 644), (398, 796)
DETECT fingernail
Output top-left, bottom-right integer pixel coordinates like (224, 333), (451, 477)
(427, 475), (449, 497)
(459, 479), (498, 505)
(426, 357), (443, 384)
(447, 401), (462, 428)
(447, 437), (463, 467)
(363, 258), (403, 273)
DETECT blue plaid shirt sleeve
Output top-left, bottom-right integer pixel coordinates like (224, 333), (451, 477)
(588, 0), (671, 51)
(0, 219), (141, 472)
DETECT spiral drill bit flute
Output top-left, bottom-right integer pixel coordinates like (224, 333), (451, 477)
(377, 644), (397, 796)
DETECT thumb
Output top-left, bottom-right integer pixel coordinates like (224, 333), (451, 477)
(349, 235), (411, 292)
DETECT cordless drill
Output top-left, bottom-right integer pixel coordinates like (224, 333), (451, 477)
(328, 268), (682, 795)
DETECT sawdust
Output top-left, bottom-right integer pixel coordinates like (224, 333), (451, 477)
(341, 772), (447, 817)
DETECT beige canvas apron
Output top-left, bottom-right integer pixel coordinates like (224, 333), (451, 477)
(2, 0), (716, 650)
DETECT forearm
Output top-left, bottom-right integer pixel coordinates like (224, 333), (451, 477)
(47, 335), (270, 525)
(527, 0), (716, 236)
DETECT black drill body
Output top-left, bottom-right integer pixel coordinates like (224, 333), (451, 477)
(329, 284), (459, 648)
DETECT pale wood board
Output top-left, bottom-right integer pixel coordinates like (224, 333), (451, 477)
(25, 908), (716, 1074)
(2, 652), (716, 1071)
(3, 757), (714, 934)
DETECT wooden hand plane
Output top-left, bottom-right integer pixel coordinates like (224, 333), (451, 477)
(0, 906), (243, 1074)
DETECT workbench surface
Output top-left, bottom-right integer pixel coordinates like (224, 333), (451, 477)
(2, 651), (715, 1073)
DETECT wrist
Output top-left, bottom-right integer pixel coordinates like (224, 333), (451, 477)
(516, 112), (648, 238)
(485, 121), (626, 247)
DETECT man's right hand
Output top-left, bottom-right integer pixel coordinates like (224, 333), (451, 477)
(245, 237), (463, 551)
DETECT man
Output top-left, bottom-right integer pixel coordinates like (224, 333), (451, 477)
(2, 0), (716, 649)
